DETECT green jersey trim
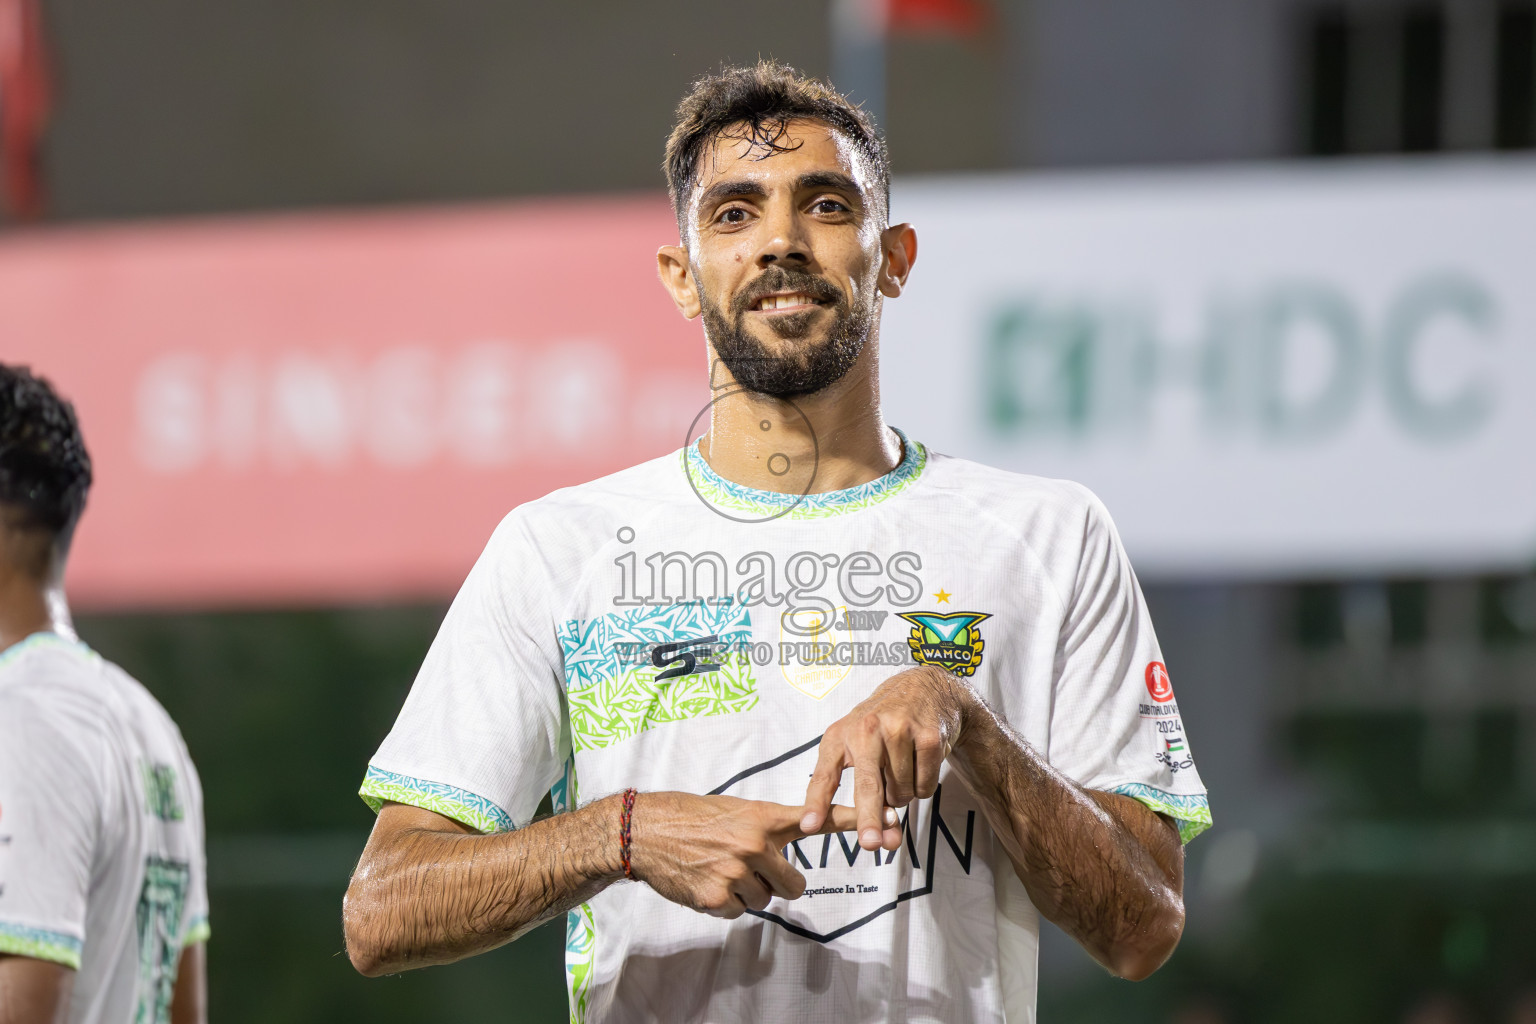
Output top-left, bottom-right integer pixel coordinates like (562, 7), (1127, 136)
(681, 427), (927, 520)
(1109, 783), (1213, 844)
(359, 766), (516, 834)
(183, 915), (211, 946)
(0, 922), (83, 969)
(565, 902), (596, 1024)
(0, 631), (95, 671)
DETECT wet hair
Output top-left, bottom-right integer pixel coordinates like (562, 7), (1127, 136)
(0, 364), (92, 575)
(663, 60), (890, 236)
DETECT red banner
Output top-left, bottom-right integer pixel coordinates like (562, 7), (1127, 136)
(0, 0), (52, 219)
(887, 0), (987, 35)
(1, 196), (704, 608)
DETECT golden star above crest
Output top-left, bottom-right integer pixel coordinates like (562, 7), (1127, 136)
(933, 589), (951, 604)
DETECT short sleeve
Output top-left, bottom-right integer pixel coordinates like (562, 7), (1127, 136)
(1045, 493), (1212, 843)
(0, 694), (100, 968)
(360, 511), (568, 833)
(181, 756), (210, 946)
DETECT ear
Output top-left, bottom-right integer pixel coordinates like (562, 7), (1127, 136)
(657, 244), (701, 320)
(877, 223), (918, 299)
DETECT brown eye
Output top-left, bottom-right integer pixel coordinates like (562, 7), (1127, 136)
(812, 199), (849, 214)
(720, 208), (747, 224)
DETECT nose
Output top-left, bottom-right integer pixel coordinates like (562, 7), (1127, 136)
(756, 200), (811, 269)
(759, 246), (808, 268)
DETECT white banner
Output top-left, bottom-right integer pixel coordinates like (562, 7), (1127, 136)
(883, 158), (1536, 578)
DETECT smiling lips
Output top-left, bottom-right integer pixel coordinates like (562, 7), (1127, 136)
(754, 292), (824, 312)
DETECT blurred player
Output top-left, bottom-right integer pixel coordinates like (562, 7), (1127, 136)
(345, 62), (1210, 1021)
(0, 365), (209, 1024)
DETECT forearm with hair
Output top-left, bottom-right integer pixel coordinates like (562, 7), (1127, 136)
(344, 796), (623, 976)
(947, 692), (1185, 980)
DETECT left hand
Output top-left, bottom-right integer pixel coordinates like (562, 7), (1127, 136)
(799, 666), (972, 851)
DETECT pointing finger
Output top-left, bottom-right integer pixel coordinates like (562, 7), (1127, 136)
(833, 803), (863, 834)
(883, 727), (916, 809)
(801, 732), (846, 834)
(852, 720), (888, 851)
(764, 801), (863, 845)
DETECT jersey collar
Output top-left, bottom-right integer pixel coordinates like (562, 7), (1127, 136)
(0, 630), (91, 667)
(681, 427), (927, 521)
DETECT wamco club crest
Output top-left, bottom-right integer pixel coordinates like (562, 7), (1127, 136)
(897, 611), (990, 676)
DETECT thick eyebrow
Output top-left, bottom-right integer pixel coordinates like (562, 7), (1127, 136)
(695, 179), (768, 222)
(795, 171), (865, 203)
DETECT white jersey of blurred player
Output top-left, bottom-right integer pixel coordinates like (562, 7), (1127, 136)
(0, 632), (209, 1023)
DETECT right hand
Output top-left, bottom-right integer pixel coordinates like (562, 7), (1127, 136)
(628, 792), (856, 919)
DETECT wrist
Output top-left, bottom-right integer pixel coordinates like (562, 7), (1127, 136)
(618, 787), (638, 880)
(589, 792), (628, 883)
(621, 790), (660, 883)
(937, 668), (984, 754)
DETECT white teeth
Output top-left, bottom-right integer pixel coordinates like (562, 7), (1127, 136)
(760, 294), (815, 310)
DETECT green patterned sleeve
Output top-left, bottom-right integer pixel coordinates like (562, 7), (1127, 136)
(359, 765), (517, 834)
(0, 922), (84, 969)
(1109, 782), (1213, 844)
(183, 914), (211, 946)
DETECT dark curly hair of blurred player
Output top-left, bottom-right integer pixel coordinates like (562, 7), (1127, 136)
(0, 363), (93, 579)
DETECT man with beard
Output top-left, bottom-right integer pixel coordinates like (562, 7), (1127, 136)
(344, 62), (1210, 1023)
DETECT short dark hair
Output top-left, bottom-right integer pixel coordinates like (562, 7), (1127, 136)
(0, 364), (92, 569)
(663, 61), (890, 235)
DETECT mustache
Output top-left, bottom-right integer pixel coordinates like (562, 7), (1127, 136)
(731, 267), (844, 316)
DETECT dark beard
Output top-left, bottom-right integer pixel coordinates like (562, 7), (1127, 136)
(702, 266), (873, 398)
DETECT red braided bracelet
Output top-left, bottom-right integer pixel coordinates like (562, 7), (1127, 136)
(619, 788), (638, 879)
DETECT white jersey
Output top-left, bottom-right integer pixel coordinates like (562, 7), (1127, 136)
(363, 431), (1210, 1024)
(0, 632), (209, 1024)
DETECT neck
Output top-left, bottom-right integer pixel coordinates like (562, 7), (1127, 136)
(0, 568), (67, 654)
(701, 337), (900, 494)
